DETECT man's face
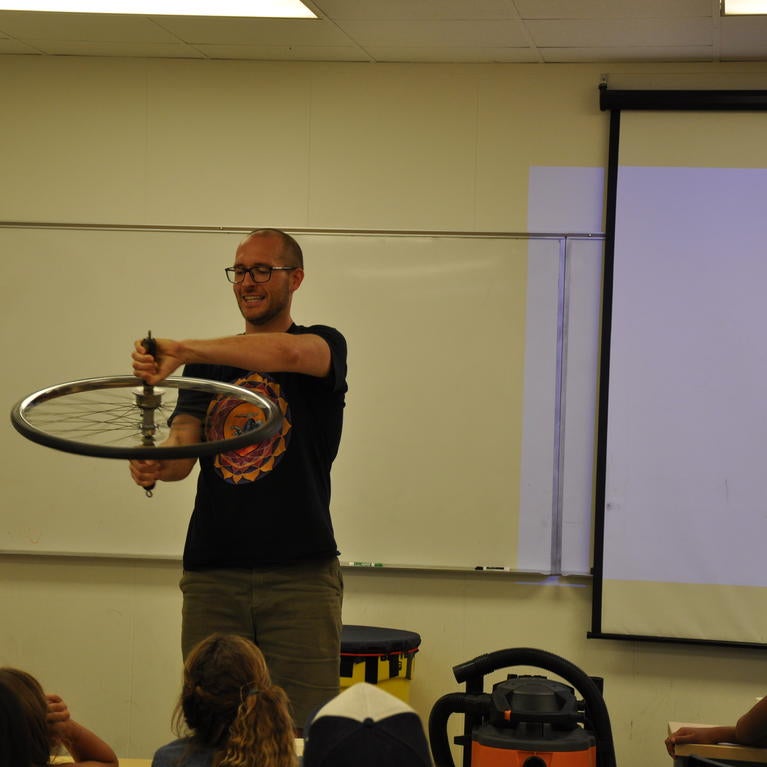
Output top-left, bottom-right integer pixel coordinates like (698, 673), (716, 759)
(232, 233), (302, 331)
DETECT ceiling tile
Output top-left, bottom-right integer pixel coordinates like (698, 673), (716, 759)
(366, 45), (540, 63)
(155, 16), (347, 45)
(0, 1), (765, 64)
(29, 39), (205, 55)
(0, 35), (39, 52)
(539, 45), (714, 63)
(514, 0), (711, 20)
(0, 11), (184, 42)
(195, 43), (367, 60)
(314, 0), (519, 20)
(527, 17), (713, 47)
(335, 18), (529, 47)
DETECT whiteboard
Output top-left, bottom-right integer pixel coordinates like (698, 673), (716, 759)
(1, 226), (581, 570)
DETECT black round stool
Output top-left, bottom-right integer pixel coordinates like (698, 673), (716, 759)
(339, 624), (422, 702)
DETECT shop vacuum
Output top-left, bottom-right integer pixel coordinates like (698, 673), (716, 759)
(429, 648), (617, 767)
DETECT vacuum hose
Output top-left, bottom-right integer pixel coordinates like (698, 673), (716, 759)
(428, 648), (617, 767)
(429, 692), (489, 767)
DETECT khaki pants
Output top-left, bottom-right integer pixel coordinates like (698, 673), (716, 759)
(180, 558), (343, 728)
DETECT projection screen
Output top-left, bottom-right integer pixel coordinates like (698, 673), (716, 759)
(591, 88), (767, 647)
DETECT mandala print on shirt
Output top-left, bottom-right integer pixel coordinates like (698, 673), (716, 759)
(206, 372), (291, 485)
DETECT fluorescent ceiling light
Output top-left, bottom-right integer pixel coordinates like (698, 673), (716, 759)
(721, 0), (767, 14)
(0, 0), (316, 16)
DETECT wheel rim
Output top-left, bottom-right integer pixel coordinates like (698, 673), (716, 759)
(10, 375), (283, 460)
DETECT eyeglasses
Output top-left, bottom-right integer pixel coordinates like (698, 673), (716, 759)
(225, 265), (298, 284)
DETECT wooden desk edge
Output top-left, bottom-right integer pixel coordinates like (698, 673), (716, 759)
(52, 760), (150, 767)
(51, 738), (303, 765)
(668, 722), (767, 763)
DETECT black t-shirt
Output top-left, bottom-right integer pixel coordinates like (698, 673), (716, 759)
(172, 324), (347, 569)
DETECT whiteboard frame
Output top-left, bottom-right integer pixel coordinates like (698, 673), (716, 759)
(2, 221), (603, 575)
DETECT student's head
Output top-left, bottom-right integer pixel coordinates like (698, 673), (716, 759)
(0, 667), (52, 767)
(302, 682), (432, 767)
(176, 633), (297, 767)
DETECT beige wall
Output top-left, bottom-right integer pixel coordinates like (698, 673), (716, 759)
(2, 556), (767, 766)
(1, 56), (611, 230)
(3, 54), (767, 767)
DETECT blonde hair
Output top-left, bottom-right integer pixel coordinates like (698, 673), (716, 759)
(174, 633), (297, 767)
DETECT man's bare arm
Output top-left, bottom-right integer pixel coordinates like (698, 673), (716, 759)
(133, 333), (331, 385)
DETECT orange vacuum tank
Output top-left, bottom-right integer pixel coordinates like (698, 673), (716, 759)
(428, 648), (615, 767)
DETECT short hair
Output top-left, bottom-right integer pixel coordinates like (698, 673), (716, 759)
(245, 228), (304, 269)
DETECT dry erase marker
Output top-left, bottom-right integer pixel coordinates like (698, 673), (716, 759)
(474, 566), (512, 571)
(346, 561), (383, 567)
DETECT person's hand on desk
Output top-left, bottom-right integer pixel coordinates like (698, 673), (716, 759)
(666, 698), (767, 758)
(665, 725), (735, 756)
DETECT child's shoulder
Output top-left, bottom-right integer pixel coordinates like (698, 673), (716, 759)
(152, 738), (213, 767)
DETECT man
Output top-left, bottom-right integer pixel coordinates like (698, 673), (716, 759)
(129, 228), (347, 730)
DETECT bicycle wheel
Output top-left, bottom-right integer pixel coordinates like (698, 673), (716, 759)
(10, 375), (283, 460)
